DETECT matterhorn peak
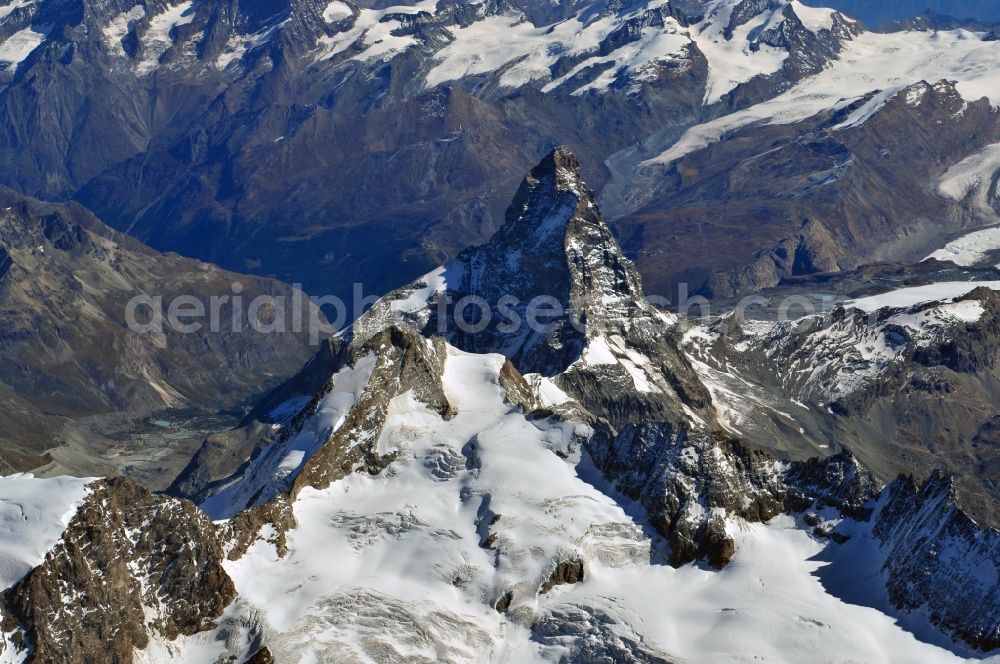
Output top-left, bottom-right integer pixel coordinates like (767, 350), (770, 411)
(351, 148), (714, 427)
(493, 144), (600, 253)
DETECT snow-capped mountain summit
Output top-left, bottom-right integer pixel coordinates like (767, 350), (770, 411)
(353, 146), (714, 428)
(0, 0), (974, 304)
(4, 149), (995, 663)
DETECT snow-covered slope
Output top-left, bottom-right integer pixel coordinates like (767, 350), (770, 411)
(0, 474), (91, 590)
(644, 32), (1000, 166)
(4, 148), (1000, 662)
(217, 346), (989, 663)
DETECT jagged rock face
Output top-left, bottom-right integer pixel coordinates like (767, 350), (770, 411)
(356, 147), (602, 374)
(0, 187), (320, 483)
(686, 283), (1000, 526)
(198, 324), (454, 520)
(0, 0), (872, 302)
(1, 477), (234, 664)
(353, 146), (714, 429)
(873, 473), (1000, 651)
(588, 421), (880, 566)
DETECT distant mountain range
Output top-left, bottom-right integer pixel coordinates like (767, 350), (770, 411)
(0, 0), (996, 304)
(802, 0), (1000, 25)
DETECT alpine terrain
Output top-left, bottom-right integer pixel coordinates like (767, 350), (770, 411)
(1, 0), (1000, 660)
(1, 149), (997, 662)
(0, 0), (996, 301)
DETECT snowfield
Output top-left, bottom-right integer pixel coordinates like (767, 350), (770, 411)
(0, 474), (91, 590)
(0, 27), (45, 68)
(220, 345), (986, 663)
(646, 30), (1000, 166)
(845, 281), (1000, 313)
(926, 227), (1000, 268)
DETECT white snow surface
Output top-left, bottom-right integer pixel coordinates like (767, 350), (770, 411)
(392, 260), (464, 313)
(425, 8), (691, 94)
(103, 6), (146, 54)
(0, 474), (92, 590)
(845, 281), (1000, 313)
(200, 354), (377, 520)
(788, 0), (837, 32)
(215, 344), (981, 663)
(425, 0), (830, 97)
(646, 30), (1000, 165)
(934, 143), (1000, 220)
(926, 226), (1000, 268)
(690, 0), (792, 105)
(136, 1), (195, 75)
(0, 26), (44, 67)
(322, 0), (353, 23)
(315, 0), (437, 63)
(0, 0), (33, 22)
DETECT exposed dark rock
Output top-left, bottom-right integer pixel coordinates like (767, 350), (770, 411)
(1, 477), (235, 664)
(873, 472), (1000, 651)
(494, 590), (514, 613)
(246, 646), (276, 664)
(613, 80), (1000, 301)
(539, 559), (585, 593)
(588, 421), (880, 566)
(353, 146), (714, 430)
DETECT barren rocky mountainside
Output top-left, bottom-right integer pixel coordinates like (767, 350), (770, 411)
(0, 0), (996, 302)
(0, 187), (321, 487)
(2, 149), (993, 663)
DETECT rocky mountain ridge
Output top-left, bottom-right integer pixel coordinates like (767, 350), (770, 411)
(0, 186), (321, 487)
(684, 279), (1000, 525)
(0, 0), (995, 306)
(43, 147), (990, 662)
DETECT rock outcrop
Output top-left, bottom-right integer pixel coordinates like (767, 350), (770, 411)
(1, 478), (234, 663)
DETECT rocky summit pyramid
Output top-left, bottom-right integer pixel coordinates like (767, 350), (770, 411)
(354, 146), (714, 429)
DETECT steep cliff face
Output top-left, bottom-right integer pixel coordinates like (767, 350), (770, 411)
(200, 325), (454, 520)
(589, 422), (880, 566)
(353, 146), (714, 430)
(872, 473), (1000, 651)
(1, 477), (235, 663)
